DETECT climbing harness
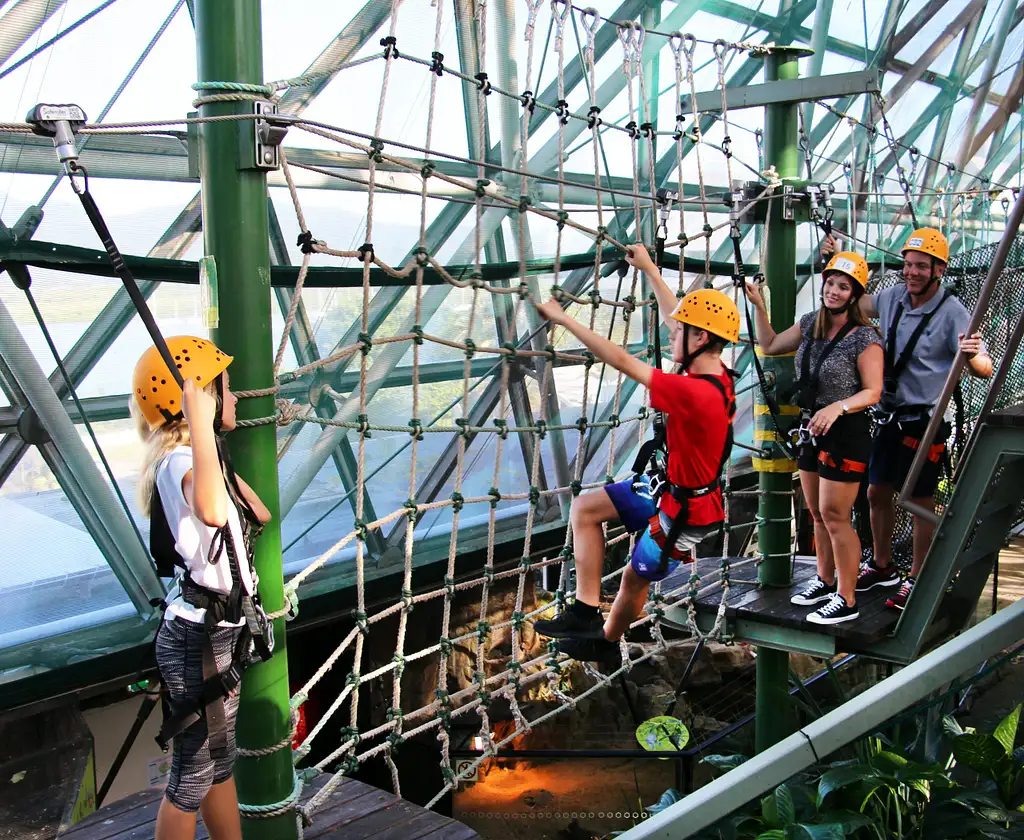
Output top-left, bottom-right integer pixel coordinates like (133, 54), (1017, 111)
(649, 370), (736, 577)
(871, 288), (952, 432)
(26, 102), (275, 756)
(791, 320), (856, 449)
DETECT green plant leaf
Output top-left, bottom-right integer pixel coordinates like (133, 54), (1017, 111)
(871, 751), (909, 773)
(776, 785), (796, 827)
(954, 734), (1013, 775)
(995, 706), (1022, 757)
(702, 754), (751, 771)
(755, 831), (786, 840)
(763, 793), (781, 829)
(817, 765), (879, 807)
(818, 809), (875, 832)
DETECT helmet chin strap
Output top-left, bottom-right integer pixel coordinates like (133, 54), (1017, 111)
(680, 323), (711, 371)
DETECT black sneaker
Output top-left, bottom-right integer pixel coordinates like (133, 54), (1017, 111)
(534, 607), (605, 639)
(856, 560), (900, 592)
(791, 575), (837, 606)
(557, 636), (619, 663)
(807, 593), (859, 626)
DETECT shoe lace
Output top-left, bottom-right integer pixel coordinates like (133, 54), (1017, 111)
(899, 579), (914, 596)
(819, 594), (845, 615)
(801, 577), (825, 595)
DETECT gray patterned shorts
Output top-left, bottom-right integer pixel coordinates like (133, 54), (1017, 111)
(155, 616), (242, 813)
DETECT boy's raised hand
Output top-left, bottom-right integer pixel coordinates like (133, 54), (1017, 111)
(535, 296), (567, 325)
(624, 243), (655, 273)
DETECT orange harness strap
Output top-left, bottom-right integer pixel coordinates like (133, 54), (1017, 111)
(818, 450), (868, 474)
(902, 436), (946, 463)
(647, 514), (695, 562)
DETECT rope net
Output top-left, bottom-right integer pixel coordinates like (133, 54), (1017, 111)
(6, 0), (1021, 830)
(215, 1), (772, 824)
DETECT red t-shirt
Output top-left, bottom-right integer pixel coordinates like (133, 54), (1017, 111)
(648, 366), (734, 527)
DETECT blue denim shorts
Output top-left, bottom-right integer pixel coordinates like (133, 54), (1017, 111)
(604, 475), (657, 534)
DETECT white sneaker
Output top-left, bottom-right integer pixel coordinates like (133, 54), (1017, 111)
(791, 575), (837, 606)
(807, 593), (859, 626)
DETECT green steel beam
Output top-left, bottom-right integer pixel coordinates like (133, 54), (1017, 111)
(955, 0), (1020, 171)
(0, 350), (629, 432)
(681, 611), (838, 658)
(679, 71), (879, 115)
(620, 597), (1024, 840)
(0, 297), (164, 615)
(194, 0), (293, 833)
(917, 12), (983, 221)
(800, 0), (835, 134)
(756, 44), (805, 754)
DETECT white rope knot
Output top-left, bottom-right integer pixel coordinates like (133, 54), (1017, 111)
(761, 165), (783, 189)
(276, 398), (302, 426)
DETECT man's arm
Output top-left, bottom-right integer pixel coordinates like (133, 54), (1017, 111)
(858, 292), (877, 319)
(536, 298), (653, 388)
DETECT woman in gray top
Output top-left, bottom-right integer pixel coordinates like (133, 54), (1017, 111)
(745, 251), (883, 626)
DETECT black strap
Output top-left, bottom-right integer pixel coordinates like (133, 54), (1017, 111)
(74, 179), (183, 390)
(884, 289), (951, 395)
(798, 319), (856, 409)
(155, 627), (251, 753)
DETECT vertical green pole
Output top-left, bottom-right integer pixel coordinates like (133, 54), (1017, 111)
(755, 46), (809, 754)
(195, 2), (295, 837)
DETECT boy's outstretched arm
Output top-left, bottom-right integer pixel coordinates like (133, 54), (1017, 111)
(536, 297), (653, 388)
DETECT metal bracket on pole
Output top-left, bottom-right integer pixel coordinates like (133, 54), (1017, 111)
(252, 100), (289, 171)
(782, 185), (795, 221)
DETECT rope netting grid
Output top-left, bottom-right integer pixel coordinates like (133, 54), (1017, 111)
(0, 0), (876, 827)
(180, 3), (780, 826)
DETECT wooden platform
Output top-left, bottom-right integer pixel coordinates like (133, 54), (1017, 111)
(665, 555), (901, 651)
(62, 774), (480, 840)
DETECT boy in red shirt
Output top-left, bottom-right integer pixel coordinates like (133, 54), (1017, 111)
(534, 245), (738, 661)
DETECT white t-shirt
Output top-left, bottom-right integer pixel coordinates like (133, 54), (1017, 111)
(155, 446), (256, 627)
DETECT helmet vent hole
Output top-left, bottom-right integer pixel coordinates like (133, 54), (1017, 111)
(151, 376), (157, 381)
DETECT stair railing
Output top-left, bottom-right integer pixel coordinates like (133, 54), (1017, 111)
(898, 188), (1024, 524)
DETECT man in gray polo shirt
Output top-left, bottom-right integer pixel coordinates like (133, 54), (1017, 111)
(849, 228), (993, 609)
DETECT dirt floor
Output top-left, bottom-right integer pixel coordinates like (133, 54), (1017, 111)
(454, 757), (680, 840)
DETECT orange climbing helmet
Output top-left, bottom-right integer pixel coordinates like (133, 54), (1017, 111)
(902, 228), (949, 264)
(669, 288), (740, 343)
(132, 336), (233, 429)
(823, 251), (869, 289)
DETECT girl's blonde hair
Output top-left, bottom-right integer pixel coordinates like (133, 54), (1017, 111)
(130, 380), (217, 516)
(811, 272), (879, 340)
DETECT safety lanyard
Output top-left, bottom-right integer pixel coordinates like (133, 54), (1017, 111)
(798, 320), (855, 409)
(884, 289), (950, 393)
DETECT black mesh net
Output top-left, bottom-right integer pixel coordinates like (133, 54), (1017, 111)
(863, 234), (1024, 571)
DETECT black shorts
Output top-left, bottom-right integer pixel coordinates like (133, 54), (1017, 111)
(869, 415), (950, 499)
(797, 411), (871, 483)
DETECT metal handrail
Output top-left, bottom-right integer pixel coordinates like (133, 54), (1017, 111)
(616, 597), (1024, 839)
(897, 187), (1024, 524)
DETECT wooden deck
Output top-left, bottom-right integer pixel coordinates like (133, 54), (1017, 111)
(63, 774), (479, 840)
(666, 555), (902, 651)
